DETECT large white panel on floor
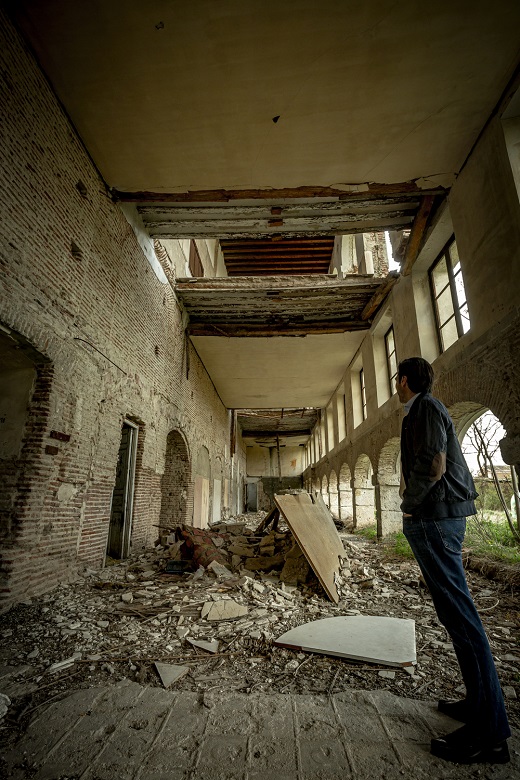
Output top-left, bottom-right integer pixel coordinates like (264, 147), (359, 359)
(275, 615), (416, 667)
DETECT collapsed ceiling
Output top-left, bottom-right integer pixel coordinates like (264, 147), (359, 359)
(175, 275), (391, 408)
(9, 1), (520, 436)
(237, 408), (319, 447)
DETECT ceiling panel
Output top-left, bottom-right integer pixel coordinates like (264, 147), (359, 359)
(10, 1), (520, 192)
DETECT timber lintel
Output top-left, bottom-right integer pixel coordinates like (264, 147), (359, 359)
(187, 321), (371, 338)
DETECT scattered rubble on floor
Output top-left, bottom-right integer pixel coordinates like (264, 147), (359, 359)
(0, 509), (519, 747)
(0, 692), (10, 719)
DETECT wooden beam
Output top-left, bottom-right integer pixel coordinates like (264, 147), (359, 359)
(187, 321), (370, 337)
(144, 218), (414, 239)
(224, 260), (331, 265)
(361, 271), (400, 320)
(226, 266), (330, 272)
(241, 429), (312, 438)
(220, 238), (334, 246)
(400, 195), (435, 276)
(113, 181), (445, 203)
(223, 250), (334, 257)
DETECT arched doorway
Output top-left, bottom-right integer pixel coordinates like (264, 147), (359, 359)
(160, 430), (191, 528)
(460, 408), (519, 535)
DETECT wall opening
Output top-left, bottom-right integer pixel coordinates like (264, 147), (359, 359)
(107, 420), (139, 560)
(321, 474), (329, 508)
(353, 454), (375, 528)
(329, 470), (339, 518)
(376, 437), (401, 536)
(339, 463), (353, 523)
(160, 429), (191, 529)
(193, 445), (211, 528)
(0, 332), (37, 543)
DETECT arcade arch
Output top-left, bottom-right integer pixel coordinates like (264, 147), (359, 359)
(353, 454), (375, 528)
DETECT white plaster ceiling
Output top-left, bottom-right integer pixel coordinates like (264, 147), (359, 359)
(191, 332), (364, 408)
(12, 1), (520, 193)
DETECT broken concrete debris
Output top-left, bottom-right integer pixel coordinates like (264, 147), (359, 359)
(0, 692), (10, 720)
(154, 662), (190, 688)
(47, 655), (81, 674)
(275, 615), (416, 668)
(206, 560), (233, 578)
(0, 510), (518, 734)
(202, 599), (248, 621)
(187, 638), (219, 654)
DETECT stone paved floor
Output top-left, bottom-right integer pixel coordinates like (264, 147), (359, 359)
(2, 680), (519, 780)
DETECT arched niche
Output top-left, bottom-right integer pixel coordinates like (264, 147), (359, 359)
(160, 429), (191, 528)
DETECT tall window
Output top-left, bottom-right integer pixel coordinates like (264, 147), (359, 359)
(429, 238), (470, 352)
(189, 240), (204, 277)
(359, 368), (367, 421)
(384, 326), (397, 394)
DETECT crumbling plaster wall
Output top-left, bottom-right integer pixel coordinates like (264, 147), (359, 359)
(307, 118), (520, 535)
(0, 15), (243, 608)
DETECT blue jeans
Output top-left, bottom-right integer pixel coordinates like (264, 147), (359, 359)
(403, 515), (510, 743)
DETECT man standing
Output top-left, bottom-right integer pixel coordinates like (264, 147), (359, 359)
(397, 357), (510, 764)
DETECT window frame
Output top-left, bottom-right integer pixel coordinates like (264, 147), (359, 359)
(359, 368), (367, 421)
(428, 237), (469, 352)
(384, 325), (397, 396)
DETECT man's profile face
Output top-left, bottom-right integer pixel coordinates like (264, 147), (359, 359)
(396, 374), (408, 403)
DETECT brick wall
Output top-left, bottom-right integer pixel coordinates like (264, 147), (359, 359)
(0, 13), (241, 608)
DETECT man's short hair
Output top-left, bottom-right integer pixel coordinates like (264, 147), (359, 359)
(398, 357), (434, 393)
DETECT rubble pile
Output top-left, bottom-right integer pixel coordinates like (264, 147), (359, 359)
(160, 513), (313, 585)
(0, 514), (519, 744)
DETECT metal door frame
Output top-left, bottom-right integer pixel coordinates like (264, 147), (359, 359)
(121, 419), (139, 558)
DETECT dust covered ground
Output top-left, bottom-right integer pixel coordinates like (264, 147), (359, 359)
(1, 513), (519, 750)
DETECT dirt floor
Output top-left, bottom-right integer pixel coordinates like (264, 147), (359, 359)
(1, 513), (519, 749)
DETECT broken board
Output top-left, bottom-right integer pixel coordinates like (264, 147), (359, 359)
(274, 492), (345, 603)
(275, 615), (416, 667)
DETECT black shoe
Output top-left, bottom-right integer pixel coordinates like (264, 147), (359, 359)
(437, 699), (469, 722)
(431, 725), (510, 765)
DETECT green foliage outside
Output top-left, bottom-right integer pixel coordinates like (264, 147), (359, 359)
(465, 477), (520, 564)
(474, 478), (513, 513)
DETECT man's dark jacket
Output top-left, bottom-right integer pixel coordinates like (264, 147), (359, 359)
(401, 392), (477, 518)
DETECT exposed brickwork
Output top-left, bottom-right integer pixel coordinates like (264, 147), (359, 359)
(0, 14), (243, 608)
(160, 430), (191, 528)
